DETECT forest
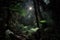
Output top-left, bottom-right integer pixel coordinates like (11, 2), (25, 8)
(0, 0), (60, 40)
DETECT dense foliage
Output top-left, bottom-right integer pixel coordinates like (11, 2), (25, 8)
(0, 0), (60, 40)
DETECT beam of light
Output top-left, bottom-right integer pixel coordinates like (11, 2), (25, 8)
(28, 15), (31, 18)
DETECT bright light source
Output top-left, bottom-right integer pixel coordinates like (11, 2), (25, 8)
(29, 7), (33, 10)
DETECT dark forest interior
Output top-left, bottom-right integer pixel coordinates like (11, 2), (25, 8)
(0, 0), (60, 40)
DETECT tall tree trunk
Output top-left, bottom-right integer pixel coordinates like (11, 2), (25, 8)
(33, 0), (40, 28)
(0, 0), (8, 40)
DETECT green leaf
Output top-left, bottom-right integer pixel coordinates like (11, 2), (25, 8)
(40, 20), (47, 23)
